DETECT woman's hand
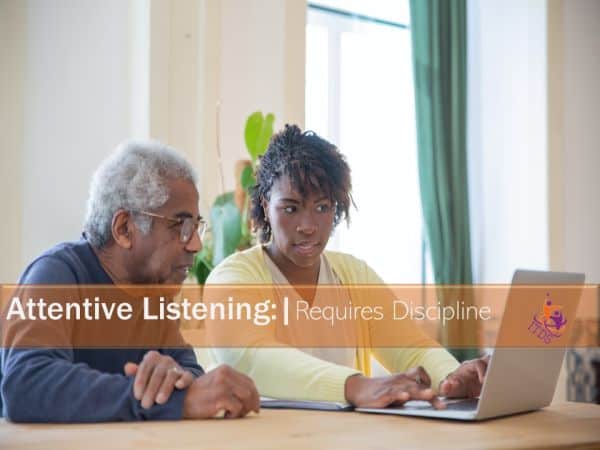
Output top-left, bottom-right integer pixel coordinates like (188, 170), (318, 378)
(344, 366), (446, 409)
(439, 354), (491, 398)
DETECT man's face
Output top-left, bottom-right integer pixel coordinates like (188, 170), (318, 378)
(129, 179), (202, 284)
(264, 175), (335, 270)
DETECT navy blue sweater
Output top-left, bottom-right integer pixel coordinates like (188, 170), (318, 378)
(0, 237), (204, 422)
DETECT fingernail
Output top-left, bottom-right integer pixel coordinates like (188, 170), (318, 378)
(176, 380), (184, 388)
(142, 399), (151, 409)
(156, 394), (166, 404)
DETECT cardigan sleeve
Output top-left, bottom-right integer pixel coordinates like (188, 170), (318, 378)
(205, 249), (360, 402)
(352, 257), (460, 390)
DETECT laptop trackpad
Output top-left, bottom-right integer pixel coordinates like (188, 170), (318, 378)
(401, 398), (479, 411)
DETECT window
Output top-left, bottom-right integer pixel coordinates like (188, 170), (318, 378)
(305, 1), (430, 283)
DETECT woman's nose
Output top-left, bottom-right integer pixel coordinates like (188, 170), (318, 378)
(296, 212), (318, 234)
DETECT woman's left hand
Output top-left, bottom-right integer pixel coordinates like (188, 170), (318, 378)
(438, 354), (491, 398)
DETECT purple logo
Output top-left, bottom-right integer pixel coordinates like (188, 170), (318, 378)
(527, 293), (568, 344)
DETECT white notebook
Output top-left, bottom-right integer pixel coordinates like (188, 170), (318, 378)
(260, 396), (353, 411)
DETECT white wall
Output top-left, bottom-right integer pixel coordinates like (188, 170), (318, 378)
(0, 1), (26, 283)
(20, 0), (134, 270)
(468, 0), (549, 283)
(0, 0), (306, 282)
(0, 0), (137, 282)
(470, 0), (600, 403)
(201, 0), (306, 207)
(558, 0), (600, 283)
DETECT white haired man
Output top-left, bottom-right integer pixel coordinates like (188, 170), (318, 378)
(0, 141), (259, 422)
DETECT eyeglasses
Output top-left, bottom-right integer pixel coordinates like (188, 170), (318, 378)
(132, 210), (207, 244)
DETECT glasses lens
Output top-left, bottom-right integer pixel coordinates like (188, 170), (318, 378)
(180, 218), (195, 243)
(199, 221), (207, 241)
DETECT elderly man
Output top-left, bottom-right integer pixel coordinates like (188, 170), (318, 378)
(0, 141), (259, 422)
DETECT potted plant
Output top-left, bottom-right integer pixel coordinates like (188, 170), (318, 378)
(190, 111), (275, 284)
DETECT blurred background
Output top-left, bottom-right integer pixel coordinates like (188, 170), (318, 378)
(1, 0), (598, 402)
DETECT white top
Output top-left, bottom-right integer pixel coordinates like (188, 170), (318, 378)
(262, 249), (356, 368)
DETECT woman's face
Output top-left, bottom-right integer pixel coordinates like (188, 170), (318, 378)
(263, 175), (335, 271)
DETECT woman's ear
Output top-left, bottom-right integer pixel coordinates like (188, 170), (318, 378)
(111, 209), (134, 249)
(261, 198), (269, 223)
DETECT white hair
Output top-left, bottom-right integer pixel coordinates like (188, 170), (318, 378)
(84, 140), (198, 248)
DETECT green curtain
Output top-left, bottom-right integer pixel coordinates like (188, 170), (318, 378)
(410, 0), (477, 361)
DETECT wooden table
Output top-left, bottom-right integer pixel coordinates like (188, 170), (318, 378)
(1, 402), (599, 450)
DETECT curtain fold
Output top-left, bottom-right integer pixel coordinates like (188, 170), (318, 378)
(410, 0), (477, 361)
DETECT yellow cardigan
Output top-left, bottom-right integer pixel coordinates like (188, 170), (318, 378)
(205, 245), (460, 402)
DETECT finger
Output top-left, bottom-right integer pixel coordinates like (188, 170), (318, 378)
(237, 376), (260, 414)
(372, 385), (410, 408)
(430, 396), (446, 410)
(141, 365), (169, 409)
(475, 360), (487, 384)
(406, 385), (446, 410)
(155, 366), (185, 405)
(405, 385), (437, 402)
(124, 362), (138, 377)
(227, 370), (260, 413)
(440, 376), (462, 398)
(230, 380), (256, 414)
(439, 379), (449, 396)
(134, 351), (160, 400)
(239, 373), (261, 413)
(175, 370), (195, 389)
(416, 366), (432, 387)
(216, 394), (244, 419)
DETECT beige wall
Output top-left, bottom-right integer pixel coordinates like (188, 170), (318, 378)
(468, 0), (549, 284)
(549, 0), (600, 283)
(0, 0), (306, 282)
(548, 0), (600, 403)
(0, 1), (26, 283)
(2, 0), (596, 284)
(142, 0), (306, 211)
(201, 0), (306, 208)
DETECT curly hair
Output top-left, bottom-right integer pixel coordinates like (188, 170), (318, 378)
(250, 124), (353, 242)
(83, 140), (198, 248)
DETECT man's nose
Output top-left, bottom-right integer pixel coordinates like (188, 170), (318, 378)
(185, 228), (203, 253)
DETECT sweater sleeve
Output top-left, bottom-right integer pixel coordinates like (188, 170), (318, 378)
(1, 347), (187, 422)
(0, 256), (188, 422)
(205, 250), (360, 402)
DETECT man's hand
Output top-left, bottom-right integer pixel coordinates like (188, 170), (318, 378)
(124, 350), (195, 409)
(344, 366), (445, 410)
(439, 354), (491, 398)
(182, 365), (260, 419)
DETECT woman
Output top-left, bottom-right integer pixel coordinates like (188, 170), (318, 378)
(206, 125), (488, 408)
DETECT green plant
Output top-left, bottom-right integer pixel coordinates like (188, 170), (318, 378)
(190, 111), (275, 284)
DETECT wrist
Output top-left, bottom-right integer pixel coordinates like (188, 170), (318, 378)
(182, 381), (197, 419)
(344, 373), (365, 404)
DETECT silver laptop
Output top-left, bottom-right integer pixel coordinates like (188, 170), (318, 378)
(356, 270), (585, 421)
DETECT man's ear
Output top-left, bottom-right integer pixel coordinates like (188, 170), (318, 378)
(111, 209), (135, 249)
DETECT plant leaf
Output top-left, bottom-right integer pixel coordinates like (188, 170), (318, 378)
(240, 165), (256, 192)
(210, 192), (242, 265)
(244, 112), (263, 161)
(255, 112), (275, 158)
(244, 111), (275, 161)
